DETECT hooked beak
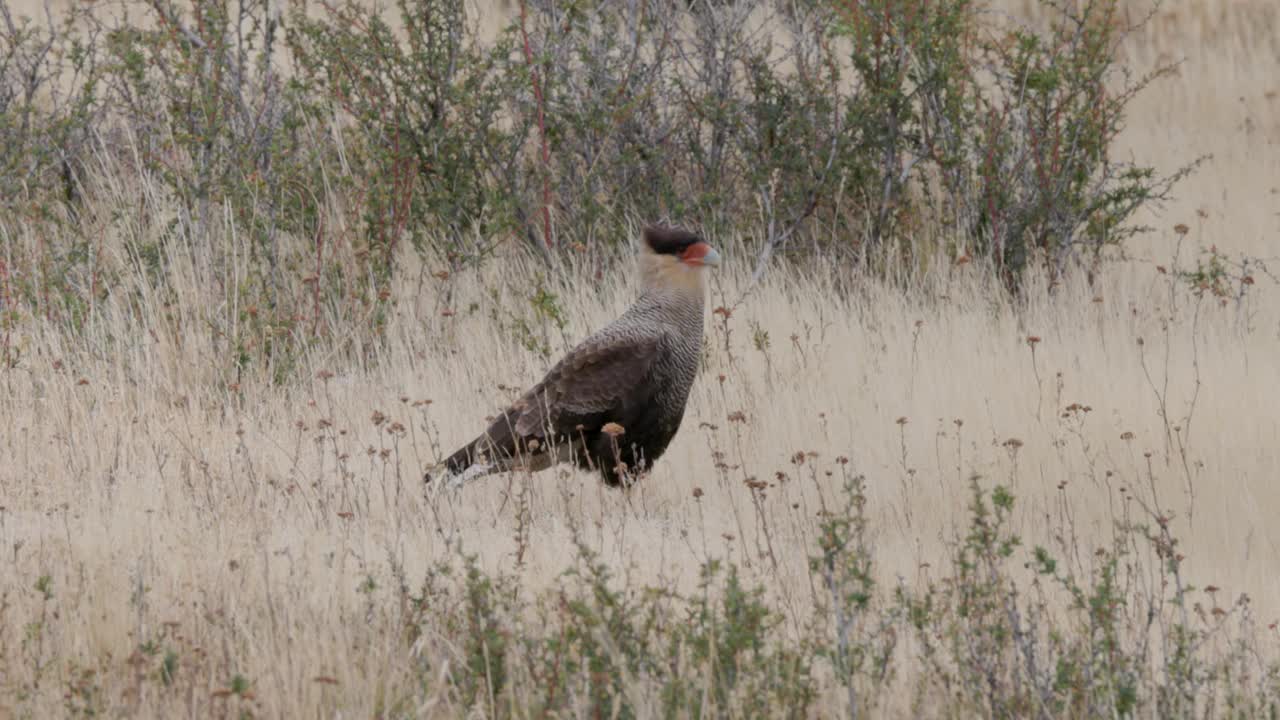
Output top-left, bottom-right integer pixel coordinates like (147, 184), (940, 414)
(681, 242), (721, 268)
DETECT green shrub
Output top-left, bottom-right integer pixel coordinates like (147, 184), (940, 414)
(0, 1), (100, 219)
(287, 0), (527, 266)
(0, 0), (1197, 373)
(383, 460), (1280, 717)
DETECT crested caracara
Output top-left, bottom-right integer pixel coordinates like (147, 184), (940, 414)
(427, 225), (720, 490)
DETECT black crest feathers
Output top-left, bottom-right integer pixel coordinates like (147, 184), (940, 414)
(643, 225), (701, 256)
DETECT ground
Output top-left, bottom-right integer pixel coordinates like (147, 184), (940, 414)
(1, 0), (1278, 715)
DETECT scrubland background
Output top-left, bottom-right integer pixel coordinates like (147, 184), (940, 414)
(1, 0), (1279, 716)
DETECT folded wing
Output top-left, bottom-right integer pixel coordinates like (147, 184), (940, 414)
(439, 329), (664, 478)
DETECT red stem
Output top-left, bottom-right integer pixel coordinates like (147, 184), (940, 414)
(313, 210), (324, 338)
(519, 0), (553, 248)
(0, 257), (11, 369)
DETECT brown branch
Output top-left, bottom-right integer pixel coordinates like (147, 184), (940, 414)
(519, 0), (553, 249)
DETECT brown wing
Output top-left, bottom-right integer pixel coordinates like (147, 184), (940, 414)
(510, 330), (665, 441)
(440, 329), (665, 476)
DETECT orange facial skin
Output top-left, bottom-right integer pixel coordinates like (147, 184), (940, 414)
(679, 242), (721, 267)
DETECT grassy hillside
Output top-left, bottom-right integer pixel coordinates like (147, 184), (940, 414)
(2, 0), (1278, 716)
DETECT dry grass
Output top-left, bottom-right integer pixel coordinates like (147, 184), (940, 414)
(2, 0), (1279, 716)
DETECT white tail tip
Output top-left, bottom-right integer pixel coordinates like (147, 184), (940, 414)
(426, 463), (495, 493)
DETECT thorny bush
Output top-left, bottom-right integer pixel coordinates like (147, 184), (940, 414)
(1, 0), (1195, 374)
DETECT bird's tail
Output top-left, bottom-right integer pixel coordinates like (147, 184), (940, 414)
(424, 435), (500, 491)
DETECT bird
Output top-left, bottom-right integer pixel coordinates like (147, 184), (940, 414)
(426, 225), (720, 491)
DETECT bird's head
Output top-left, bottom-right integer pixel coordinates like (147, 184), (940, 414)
(639, 225), (720, 294)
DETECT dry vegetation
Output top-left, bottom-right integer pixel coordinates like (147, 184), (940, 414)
(2, 0), (1279, 716)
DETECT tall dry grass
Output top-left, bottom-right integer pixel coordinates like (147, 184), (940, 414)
(2, 0), (1279, 716)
